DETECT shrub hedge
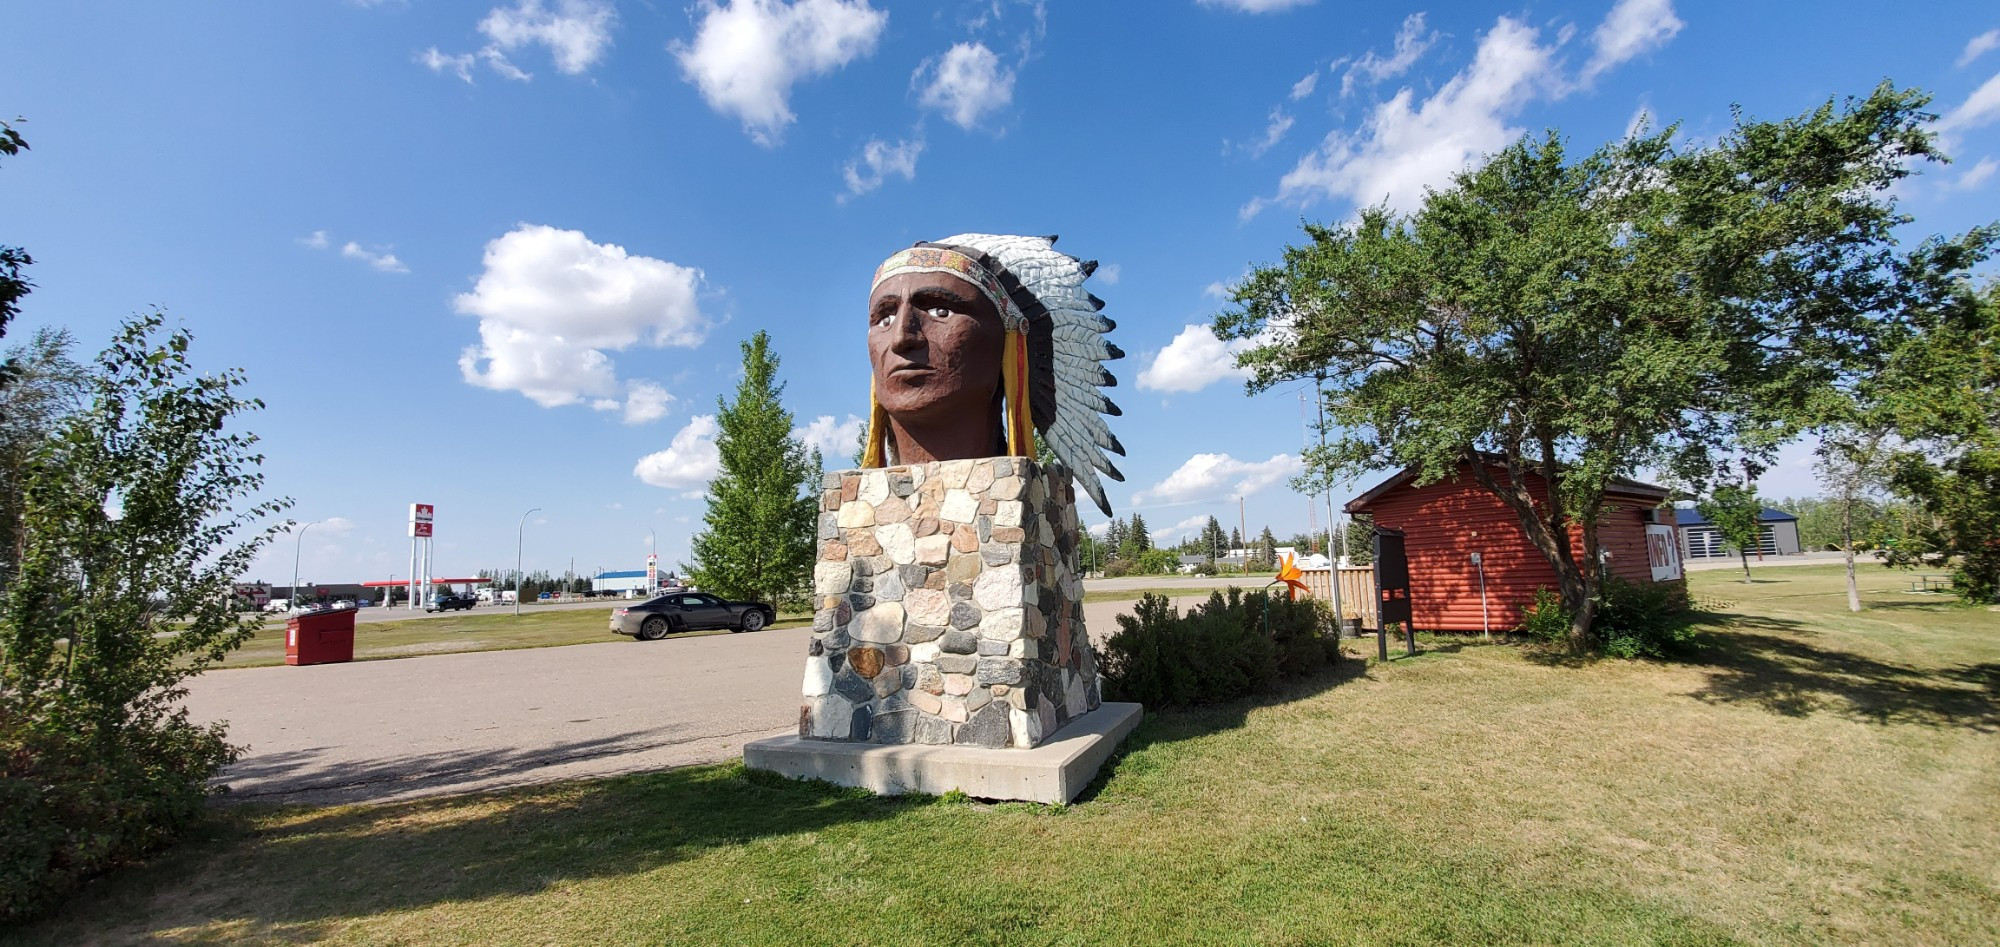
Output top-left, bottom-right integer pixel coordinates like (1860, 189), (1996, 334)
(1099, 588), (1339, 708)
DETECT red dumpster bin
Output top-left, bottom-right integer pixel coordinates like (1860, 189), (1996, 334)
(285, 608), (356, 666)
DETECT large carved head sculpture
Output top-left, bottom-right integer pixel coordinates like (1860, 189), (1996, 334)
(863, 233), (1126, 517)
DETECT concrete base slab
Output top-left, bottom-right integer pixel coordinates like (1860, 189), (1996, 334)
(743, 702), (1142, 804)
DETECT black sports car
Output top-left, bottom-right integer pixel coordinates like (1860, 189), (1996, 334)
(611, 591), (775, 640)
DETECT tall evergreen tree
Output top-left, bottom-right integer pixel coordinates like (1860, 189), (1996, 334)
(1256, 526), (1278, 568)
(1103, 518), (1127, 559)
(687, 332), (818, 606)
(1199, 515), (1227, 563)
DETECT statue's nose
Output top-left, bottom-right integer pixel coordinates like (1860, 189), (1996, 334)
(889, 302), (925, 348)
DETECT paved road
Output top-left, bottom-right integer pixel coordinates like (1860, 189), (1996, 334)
(190, 598), (1170, 807)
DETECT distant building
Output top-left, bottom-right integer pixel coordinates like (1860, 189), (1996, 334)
(593, 569), (682, 596)
(1673, 504), (1802, 559)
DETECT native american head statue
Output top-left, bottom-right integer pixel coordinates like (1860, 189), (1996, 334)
(863, 233), (1126, 517)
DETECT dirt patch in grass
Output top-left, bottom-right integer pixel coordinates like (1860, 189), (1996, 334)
(15, 564), (1998, 945)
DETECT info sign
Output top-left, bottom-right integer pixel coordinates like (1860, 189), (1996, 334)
(409, 503), (434, 538)
(1645, 524), (1681, 581)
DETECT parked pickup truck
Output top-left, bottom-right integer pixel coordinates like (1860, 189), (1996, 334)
(425, 594), (477, 613)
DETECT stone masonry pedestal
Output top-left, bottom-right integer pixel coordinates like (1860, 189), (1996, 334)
(796, 457), (1101, 748)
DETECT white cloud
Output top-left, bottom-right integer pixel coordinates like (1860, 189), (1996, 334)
(1202, 280), (1233, 300)
(1086, 521), (1110, 538)
(623, 380), (675, 425)
(1289, 70), (1319, 101)
(1939, 72), (2000, 134)
(341, 241), (410, 274)
(1096, 263), (1122, 285)
(606, 502), (624, 510)
(1582, 0), (1682, 83)
(1246, 15), (1561, 219)
(297, 230), (330, 250)
(1959, 156), (1999, 190)
(419, 47), (477, 81)
(841, 135), (924, 200)
(456, 224), (709, 411)
(422, 1), (614, 83)
(792, 414), (865, 459)
(1341, 13), (1437, 97)
(1133, 453), (1302, 505)
(479, 46), (534, 81)
(1138, 324), (1255, 393)
(1962, 29), (2000, 68)
(1245, 106), (1295, 158)
(672, 0), (888, 146)
(318, 516), (357, 536)
(634, 415), (722, 490)
(479, 0), (616, 75)
(1198, 0), (1317, 12)
(1150, 514), (1209, 545)
(915, 42), (1015, 130)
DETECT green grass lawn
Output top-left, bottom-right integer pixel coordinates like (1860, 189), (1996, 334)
(218, 607), (812, 668)
(14, 564), (1997, 945)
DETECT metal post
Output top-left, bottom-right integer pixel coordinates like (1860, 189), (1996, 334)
(290, 520), (318, 612)
(648, 528), (656, 595)
(1474, 550), (1490, 640)
(1314, 372), (1346, 630)
(516, 507), (540, 616)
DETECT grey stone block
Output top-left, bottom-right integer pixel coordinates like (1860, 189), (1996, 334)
(941, 629), (978, 654)
(871, 709), (917, 744)
(950, 602), (982, 629)
(975, 658), (1024, 686)
(833, 669), (874, 704)
(936, 654), (978, 675)
(957, 702), (1011, 748)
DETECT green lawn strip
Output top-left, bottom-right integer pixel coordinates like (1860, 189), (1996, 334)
(217, 608), (811, 669)
(19, 561), (1998, 944)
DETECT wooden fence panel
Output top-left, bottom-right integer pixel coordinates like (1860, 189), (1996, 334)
(1298, 567), (1378, 628)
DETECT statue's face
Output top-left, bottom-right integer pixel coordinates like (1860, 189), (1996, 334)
(868, 271), (1006, 426)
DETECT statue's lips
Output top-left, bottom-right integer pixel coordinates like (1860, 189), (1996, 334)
(886, 365), (933, 380)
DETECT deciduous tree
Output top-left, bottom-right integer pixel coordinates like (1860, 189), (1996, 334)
(1, 312), (287, 919)
(1217, 84), (1994, 651)
(1698, 484), (1764, 584)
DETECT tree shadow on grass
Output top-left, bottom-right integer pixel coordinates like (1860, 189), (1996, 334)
(1685, 624), (2000, 732)
(214, 724), (738, 806)
(15, 755), (932, 944)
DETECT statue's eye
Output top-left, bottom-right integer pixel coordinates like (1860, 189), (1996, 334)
(926, 306), (951, 319)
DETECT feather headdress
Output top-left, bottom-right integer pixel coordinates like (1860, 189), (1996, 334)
(864, 233), (1127, 516)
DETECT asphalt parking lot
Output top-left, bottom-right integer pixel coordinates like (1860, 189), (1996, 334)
(191, 596), (1161, 807)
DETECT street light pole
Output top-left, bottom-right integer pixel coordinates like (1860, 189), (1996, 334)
(516, 507), (540, 616)
(648, 527), (656, 595)
(290, 520), (319, 611)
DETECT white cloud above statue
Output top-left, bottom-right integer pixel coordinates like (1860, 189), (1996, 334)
(456, 224), (708, 422)
(673, 0), (888, 146)
(1132, 453), (1302, 505)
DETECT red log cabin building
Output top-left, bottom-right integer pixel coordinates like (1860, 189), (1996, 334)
(1344, 460), (1686, 633)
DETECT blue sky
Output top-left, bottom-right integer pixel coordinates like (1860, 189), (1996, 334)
(6, 0), (1998, 585)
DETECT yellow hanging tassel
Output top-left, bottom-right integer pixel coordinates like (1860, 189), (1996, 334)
(862, 377), (889, 468)
(1003, 330), (1034, 458)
